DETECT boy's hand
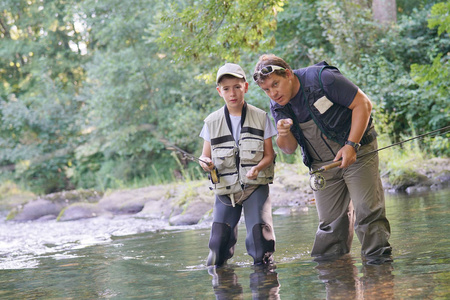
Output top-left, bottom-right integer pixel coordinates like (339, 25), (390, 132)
(199, 156), (214, 172)
(277, 118), (293, 137)
(246, 166), (259, 180)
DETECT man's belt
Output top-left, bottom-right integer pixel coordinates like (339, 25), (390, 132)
(360, 128), (378, 145)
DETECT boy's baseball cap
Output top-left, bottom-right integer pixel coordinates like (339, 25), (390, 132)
(216, 63), (247, 84)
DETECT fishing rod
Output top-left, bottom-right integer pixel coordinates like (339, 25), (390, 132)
(309, 125), (450, 191)
(165, 143), (220, 184)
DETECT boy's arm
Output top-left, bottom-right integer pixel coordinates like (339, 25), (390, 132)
(246, 137), (275, 180)
(199, 140), (214, 171)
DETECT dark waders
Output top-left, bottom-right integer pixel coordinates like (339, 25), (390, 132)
(207, 184), (275, 266)
(300, 120), (392, 260)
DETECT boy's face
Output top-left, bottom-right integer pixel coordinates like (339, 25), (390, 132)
(216, 77), (248, 110)
(257, 69), (295, 106)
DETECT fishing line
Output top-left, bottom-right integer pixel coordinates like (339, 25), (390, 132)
(162, 139), (220, 184)
(358, 125), (450, 160)
(309, 125), (450, 191)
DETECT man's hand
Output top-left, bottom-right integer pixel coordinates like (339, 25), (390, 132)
(277, 118), (293, 136)
(275, 118), (298, 154)
(334, 145), (357, 168)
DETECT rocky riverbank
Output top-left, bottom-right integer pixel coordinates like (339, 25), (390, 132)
(3, 158), (450, 225)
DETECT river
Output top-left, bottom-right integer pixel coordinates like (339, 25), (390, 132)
(0, 188), (449, 299)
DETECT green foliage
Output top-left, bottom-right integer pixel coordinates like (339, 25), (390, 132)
(0, 180), (35, 209)
(410, 2), (450, 103)
(0, 0), (448, 196)
(158, 0), (285, 62)
(0, 0), (88, 193)
(407, 2), (450, 156)
(333, 6), (449, 155)
(378, 135), (427, 189)
(428, 1), (450, 35)
(272, 0), (331, 66)
(316, 0), (378, 65)
(397, 0), (438, 15)
(74, 0), (214, 190)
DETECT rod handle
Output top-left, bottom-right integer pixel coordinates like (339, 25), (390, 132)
(321, 161), (341, 171)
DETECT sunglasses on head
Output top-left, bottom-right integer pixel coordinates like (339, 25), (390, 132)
(253, 65), (286, 81)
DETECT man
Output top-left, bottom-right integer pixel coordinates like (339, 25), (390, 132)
(253, 54), (392, 264)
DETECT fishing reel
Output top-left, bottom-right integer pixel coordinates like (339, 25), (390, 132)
(309, 173), (326, 191)
(309, 161), (341, 191)
(209, 166), (220, 184)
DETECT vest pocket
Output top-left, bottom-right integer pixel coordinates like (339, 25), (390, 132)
(213, 173), (240, 195)
(258, 163), (274, 180)
(212, 147), (236, 170)
(239, 163), (274, 185)
(239, 138), (264, 163)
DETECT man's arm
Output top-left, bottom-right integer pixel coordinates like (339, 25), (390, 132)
(275, 118), (298, 154)
(334, 89), (372, 168)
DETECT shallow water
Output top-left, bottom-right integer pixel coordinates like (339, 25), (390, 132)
(0, 189), (448, 299)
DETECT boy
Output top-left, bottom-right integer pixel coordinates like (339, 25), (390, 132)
(199, 63), (277, 266)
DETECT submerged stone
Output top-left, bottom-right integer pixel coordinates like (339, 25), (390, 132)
(58, 203), (109, 222)
(9, 199), (63, 222)
(169, 201), (212, 226)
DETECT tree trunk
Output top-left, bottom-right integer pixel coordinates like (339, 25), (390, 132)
(372, 0), (397, 26)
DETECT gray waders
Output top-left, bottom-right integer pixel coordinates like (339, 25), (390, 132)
(300, 120), (392, 260)
(207, 184), (275, 266)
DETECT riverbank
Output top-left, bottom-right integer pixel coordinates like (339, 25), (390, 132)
(2, 157), (449, 225)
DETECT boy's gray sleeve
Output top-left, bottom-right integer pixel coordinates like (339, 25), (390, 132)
(264, 115), (277, 139)
(199, 123), (211, 142)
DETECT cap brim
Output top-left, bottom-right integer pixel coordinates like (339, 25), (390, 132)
(216, 72), (245, 83)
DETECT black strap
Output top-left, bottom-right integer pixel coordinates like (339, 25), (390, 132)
(360, 129), (377, 145)
(211, 135), (235, 146)
(223, 102), (247, 169)
(241, 126), (264, 137)
(224, 102), (247, 134)
(285, 102), (313, 169)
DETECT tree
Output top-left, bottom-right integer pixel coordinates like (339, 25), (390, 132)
(74, 0), (220, 188)
(409, 1), (450, 155)
(1, 0), (448, 193)
(0, 0), (89, 193)
(158, 0), (285, 62)
(372, 0), (397, 26)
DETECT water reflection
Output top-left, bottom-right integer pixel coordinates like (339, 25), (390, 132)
(315, 254), (394, 300)
(209, 264), (280, 299)
(0, 189), (448, 299)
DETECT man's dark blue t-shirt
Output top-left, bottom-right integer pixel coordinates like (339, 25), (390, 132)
(276, 68), (359, 123)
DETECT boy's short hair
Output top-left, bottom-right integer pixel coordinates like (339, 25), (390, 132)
(216, 63), (247, 85)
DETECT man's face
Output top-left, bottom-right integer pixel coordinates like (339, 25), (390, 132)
(216, 77), (248, 110)
(258, 70), (295, 106)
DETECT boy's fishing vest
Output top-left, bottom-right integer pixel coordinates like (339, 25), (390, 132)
(271, 61), (373, 169)
(205, 103), (275, 196)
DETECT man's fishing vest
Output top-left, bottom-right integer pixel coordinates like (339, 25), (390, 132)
(205, 103), (275, 196)
(271, 61), (373, 169)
